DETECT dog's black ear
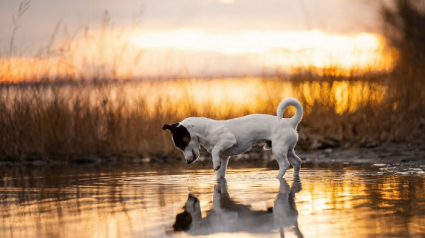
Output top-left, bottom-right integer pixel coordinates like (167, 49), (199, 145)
(163, 123), (181, 131)
(173, 211), (192, 231)
(162, 124), (174, 131)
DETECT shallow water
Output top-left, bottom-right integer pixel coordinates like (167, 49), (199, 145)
(1, 164), (424, 238)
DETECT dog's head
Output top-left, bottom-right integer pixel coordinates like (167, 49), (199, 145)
(162, 123), (200, 164)
(173, 194), (201, 231)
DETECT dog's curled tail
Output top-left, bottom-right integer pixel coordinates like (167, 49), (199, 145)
(276, 97), (303, 129)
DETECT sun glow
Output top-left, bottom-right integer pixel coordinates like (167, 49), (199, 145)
(1, 29), (395, 82)
(130, 29), (395, 72)
(130, 29), (383, 54)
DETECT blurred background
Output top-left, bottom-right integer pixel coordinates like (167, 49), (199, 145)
(0, 0), (424, 162)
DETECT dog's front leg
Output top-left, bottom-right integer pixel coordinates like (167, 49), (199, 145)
(211, 139), (235, 172)
(216, 156), (230, 179)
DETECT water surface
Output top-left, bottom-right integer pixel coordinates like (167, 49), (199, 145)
(1, 164), (424, 238)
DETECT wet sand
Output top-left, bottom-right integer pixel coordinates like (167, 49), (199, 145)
(298, 143), (425, 165)
(1, 143), (424, 167)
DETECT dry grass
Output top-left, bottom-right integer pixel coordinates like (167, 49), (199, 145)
(0, 74), (423, 162)
(0, 82), (177, 161)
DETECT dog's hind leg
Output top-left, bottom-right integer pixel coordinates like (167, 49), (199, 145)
(288, 149), (302, 176)
(216, 156), (230, 179)
(273, 145), (290, 179)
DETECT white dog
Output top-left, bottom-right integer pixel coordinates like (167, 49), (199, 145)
(163, 97), (303, 179)
(172, 178), (303, 237)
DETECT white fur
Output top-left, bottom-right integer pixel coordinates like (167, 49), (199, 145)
(179, 97), (303, 179)
(175, 178), (303, 236)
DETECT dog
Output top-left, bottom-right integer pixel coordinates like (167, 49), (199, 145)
(162, 97), (303, 179)
(173, 178), (303, 237)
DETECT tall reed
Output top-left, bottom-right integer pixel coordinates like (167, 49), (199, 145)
(1, 76), (423, 162)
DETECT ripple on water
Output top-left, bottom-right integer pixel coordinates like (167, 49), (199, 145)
(1, 166), (424, 238)
(355, 164), (425, 176)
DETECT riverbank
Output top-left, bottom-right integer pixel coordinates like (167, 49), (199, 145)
(297, 142), (425, 165)
(1, 142), (424, 167)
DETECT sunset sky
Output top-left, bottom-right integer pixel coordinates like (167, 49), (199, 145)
(0, 0), (393, 80)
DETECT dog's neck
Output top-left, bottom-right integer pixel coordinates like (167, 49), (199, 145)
(180, 117), (211, 142)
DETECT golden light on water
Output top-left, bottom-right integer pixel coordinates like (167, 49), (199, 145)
(0, 57), (76, 83)
(134, 78), (387, 117)
(1, 168), (424, 238)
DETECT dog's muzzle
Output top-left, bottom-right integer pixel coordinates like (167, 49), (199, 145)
(187, 194), (199, 207)
(186, 150), (197, 164)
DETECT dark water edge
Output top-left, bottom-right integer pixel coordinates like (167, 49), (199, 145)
(1, 142), (424, 167)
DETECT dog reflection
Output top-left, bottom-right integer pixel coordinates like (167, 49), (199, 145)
(173, 178), (303, 237)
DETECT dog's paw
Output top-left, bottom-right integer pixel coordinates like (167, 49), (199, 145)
(213, 163), (221, 171)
